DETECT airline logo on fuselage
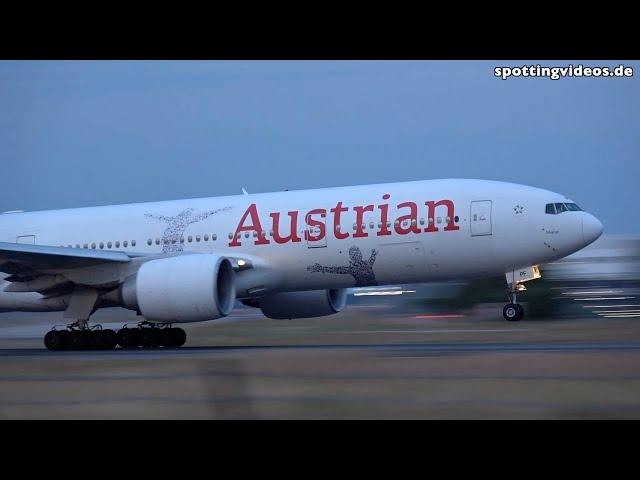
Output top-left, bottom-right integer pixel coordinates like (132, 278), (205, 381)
(228, 194), (459, 247)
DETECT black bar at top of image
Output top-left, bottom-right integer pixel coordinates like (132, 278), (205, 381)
(1, 17), (638, 60)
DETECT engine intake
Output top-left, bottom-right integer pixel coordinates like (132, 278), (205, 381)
(123, 254), (235, 323)
(259, 289), (348, 320)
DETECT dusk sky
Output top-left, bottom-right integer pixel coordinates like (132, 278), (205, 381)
(1, 60), (638, 233)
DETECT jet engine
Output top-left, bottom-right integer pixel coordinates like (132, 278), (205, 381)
(119, 254), (235, 323)
(258, 289), (348, 320)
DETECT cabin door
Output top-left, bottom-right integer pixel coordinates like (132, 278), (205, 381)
(470, 201), (492, 236)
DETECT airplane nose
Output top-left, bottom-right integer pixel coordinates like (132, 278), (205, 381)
(582, 213), (604, 245)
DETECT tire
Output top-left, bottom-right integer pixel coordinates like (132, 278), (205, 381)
(503, 304), (522, 322)
(89, 330), (110, 350)
(87, 331), (99, 350)
(59, 330), (71, 349)
(69, 330), (88, 350)
(171, 328), (186, 347)
(514, 304), (525, 321)
(103, 329), (117, 349)
(160, 328), (176, 347)
(44, 330), (66, 351)
(116, 328), (138, 348)
(140, 328), (161, 348)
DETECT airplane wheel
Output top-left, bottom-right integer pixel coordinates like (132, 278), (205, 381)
(69, 330), (88, 350)
(44, 330), (66, 351)
(87, 330), (101, 349)
(103, 329), (117, 349)
(171, 328), (186, 347)
(140, 328), (161, 348)
(503, 304), (523, 322)
(59, 330), (71, 348)
(116, 328), (138, 348)
(160, 328), (176, 347)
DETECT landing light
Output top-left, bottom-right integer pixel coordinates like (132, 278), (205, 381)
(237, 259), (246, 267)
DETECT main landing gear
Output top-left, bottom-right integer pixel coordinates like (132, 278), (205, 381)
(502, 283), (526, 322)
(44, 321), (186, 351)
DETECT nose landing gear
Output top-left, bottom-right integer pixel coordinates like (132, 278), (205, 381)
(502, 266), (542, 322)
(503, 283), (526, 322)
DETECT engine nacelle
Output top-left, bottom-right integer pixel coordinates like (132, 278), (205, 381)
(258, 289), (348, 320)
(122, 254), (236, 323)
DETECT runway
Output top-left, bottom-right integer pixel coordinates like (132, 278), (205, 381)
(2, 307), (640, 419)
(3, 340), (640, 359)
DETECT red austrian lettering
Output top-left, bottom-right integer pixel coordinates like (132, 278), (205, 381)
(425, 200), (459, 232)
(395, 201), (422, 235)
(270, 211), (302, 244)
(353, 205), (374, 238)
(305, 209), (327, 241)
(229, 204), (270, 247)
(331, 202), (350, 239)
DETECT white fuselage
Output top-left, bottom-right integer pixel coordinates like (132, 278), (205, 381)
(0, 179), (603, 297)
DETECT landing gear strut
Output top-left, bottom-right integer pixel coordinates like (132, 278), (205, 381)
(44, 320), (186, 351)
(503, 284), (525, 322)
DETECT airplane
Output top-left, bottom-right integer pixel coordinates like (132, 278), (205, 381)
(0, 179), (603, 351)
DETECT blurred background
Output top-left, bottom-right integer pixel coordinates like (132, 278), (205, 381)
(350, 233), (640, 321)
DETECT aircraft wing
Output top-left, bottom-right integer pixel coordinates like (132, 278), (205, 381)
(0, 242), (156, 301)
(0, 242), (134, 273)
(0, 242), (255, 295)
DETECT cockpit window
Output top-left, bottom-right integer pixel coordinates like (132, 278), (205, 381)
(545, 202), (583, 214)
